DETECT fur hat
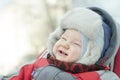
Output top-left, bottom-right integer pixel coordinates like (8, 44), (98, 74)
(47, 7), (104, 65)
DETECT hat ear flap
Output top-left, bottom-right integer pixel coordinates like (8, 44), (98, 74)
(47, 27), (64, 54)
(77, 40), (101, 65)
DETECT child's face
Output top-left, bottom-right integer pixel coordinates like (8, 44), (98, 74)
(53, 29), (82, 63)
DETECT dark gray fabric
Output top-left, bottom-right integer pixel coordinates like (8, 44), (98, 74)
(33, 65), (76, 80)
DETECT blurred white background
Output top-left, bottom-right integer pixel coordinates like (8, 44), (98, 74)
(0, 0), (71, 75)
(0, 0), (120, 75)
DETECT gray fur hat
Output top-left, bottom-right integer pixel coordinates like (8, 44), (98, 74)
(47, 7), (104, 65)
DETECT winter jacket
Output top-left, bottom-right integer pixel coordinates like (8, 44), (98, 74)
(0, 7), (120, 80)
(0, 49), (119, 80)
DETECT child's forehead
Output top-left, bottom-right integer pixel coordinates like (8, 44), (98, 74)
(62, 29), (81, 40)
(63, 28), (80, 34)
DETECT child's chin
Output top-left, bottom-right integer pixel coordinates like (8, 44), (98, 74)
(56, 57), (66, 62)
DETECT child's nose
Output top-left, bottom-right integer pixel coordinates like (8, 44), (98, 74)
(62, 42), (70, 49)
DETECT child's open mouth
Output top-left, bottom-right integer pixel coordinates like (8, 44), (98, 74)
(59, 50), (68, 56)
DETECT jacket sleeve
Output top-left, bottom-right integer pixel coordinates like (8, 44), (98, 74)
(0, 64), (34, 80)
(10, 64), (34, 80)
(0, 49), (48, 80)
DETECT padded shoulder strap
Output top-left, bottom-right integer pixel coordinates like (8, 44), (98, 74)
(33, 65), (76, 80)
(33, 48), (49, 68)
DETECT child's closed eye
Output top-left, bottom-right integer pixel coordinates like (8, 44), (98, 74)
(73, 42), (81, 47)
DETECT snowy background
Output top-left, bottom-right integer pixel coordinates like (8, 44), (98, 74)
(0, 0), (120, 75)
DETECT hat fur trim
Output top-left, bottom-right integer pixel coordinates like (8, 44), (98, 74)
(60, 8), (102, 39)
